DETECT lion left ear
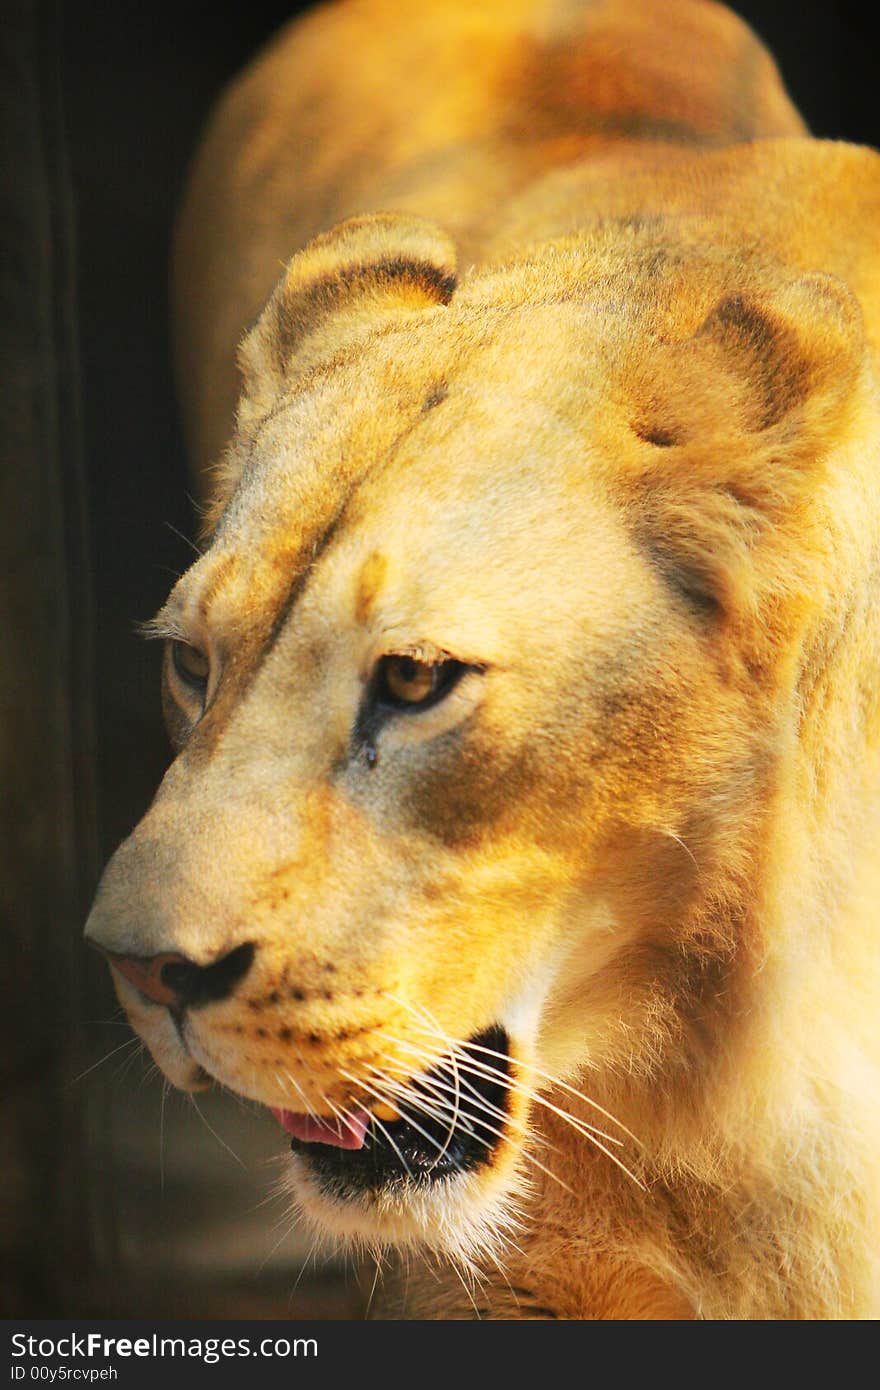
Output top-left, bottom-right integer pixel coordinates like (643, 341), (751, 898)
(236, 213), (457, 430)
(626, 272), (869, 620)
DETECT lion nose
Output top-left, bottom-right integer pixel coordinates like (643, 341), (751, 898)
(98, 942), (256, 1010)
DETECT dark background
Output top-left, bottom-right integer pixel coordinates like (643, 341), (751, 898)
(3, 0), (877, 1318)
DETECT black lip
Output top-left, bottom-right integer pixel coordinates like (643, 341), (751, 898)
(290, 1025), (511, 1195)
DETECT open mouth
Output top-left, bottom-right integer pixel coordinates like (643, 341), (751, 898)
(276, 1026), (511, 1194)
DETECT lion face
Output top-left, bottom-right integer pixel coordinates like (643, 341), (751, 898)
(85, 214), (865, 1259)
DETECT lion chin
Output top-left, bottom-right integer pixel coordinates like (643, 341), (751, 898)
(85, 0), (880, 1319)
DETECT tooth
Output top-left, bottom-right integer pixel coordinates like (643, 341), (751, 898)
(372, 1100), (400, 1122)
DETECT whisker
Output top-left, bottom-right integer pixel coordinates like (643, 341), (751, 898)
(70, 1034), (140, 1084)
(317, 1087), (361, 1146)
(409, 1042), (627, 1150)
(365, 1065), (465, 1134)
(367, 1111), (414, 1179)
(287, 1228), (327, 1306)
(378, 1052), (542, 1152)
(452, 1261), (484, 1318)
(372, 1051), (532, 1155)
(365, 1061), (478, 1140)
(436, 1033), (463, 1167)
(112, 1039), (147, 1086)
(364, 1255), (383, 1319)
(188, 1093), (248, 1169)
(455, 1069), (647, 1190)
(385, 993), (641, 1143)
(257, 1205), (304, 1276)
(375, 1030), (645, 1191)
(376, 1031), (623, 1146)
(353, 1059), (575, 1197)
(337, 1069), (428, 1179)
(164, 519), (203, 558)
(280, 1068), (314, 1116)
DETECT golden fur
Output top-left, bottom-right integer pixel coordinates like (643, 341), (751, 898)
(86, 0), (880, 1318)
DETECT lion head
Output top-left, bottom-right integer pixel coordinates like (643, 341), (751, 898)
(85, 209), (872, 1268)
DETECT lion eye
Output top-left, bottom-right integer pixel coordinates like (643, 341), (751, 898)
(170, 639), (210, 692)
(376, 655), (461, 709)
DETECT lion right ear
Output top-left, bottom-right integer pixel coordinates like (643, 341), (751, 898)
(236, 213), (457, 430)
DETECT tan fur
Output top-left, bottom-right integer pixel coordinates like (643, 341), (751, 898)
(86, 0), (880, 1318)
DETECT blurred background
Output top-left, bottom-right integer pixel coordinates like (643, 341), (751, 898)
(1, 0), (877, 1319)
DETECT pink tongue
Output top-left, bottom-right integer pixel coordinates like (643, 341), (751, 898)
(272, 1107), (369, 1150)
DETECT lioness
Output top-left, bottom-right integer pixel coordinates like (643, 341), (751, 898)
(85, 0), (880, 1318)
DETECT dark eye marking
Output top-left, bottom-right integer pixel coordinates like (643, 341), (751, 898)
(374, 654), (466, 711)
(350, 654), (474, 766)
